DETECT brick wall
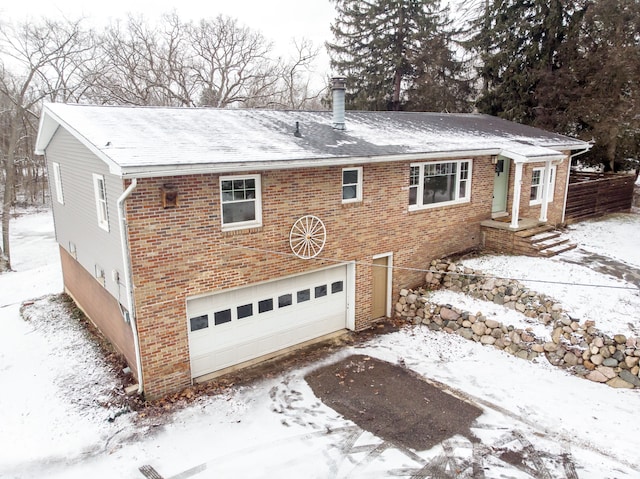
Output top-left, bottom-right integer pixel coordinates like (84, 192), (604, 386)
(126, 156), (496, 398)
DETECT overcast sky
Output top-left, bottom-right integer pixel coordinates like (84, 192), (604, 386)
(2, 0), (337, 80)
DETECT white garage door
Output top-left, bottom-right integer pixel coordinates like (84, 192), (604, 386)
(187, 265), (348, 378)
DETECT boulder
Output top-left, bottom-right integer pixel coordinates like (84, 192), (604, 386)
(595, 366), (617, 379)
(480, 335), (496, 345)
(563, 352), (580, 366)
(606, 377), (634, 389)
(485, 319), (500, 329)
(619, 370), (640, 387)
(471, 322), (487, 336)
(586, 370), (609, 383)
(614, 334), (627, 345)
(439, 307), (460, 321)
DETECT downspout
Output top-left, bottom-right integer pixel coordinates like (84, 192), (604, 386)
(561, 147), (591, 224)
(117, 178), (143, 394)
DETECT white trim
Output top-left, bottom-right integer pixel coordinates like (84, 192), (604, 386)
(408, 159), (472, 211)
(341, 166), (363, 203)
(372, 252), (393, 318)
(92, 173), (109, 231)
(52, 161), (64, 204)
(219, 174), (263, 231)
(346, 261), (356, 331)
(529, 165), (556, 206)
(510, 162), (524, 228)
(118, 150), (501, 178)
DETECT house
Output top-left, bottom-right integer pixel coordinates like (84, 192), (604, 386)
(35, 80), (591, 399)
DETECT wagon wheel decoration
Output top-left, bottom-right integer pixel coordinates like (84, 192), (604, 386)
(289, 215), (326, 259)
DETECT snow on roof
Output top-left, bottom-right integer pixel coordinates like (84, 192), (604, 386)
(36, 103), (590, 177)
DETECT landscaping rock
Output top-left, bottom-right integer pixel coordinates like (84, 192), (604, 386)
(606, 377), (634, 389)
(394, 258), (640, 390)
(619, 370), (640, 387)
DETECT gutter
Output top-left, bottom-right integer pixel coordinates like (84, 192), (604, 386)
(116, 178), (143, 395)
(562, 147), (592, 224)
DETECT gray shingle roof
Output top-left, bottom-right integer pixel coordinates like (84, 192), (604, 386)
(36, 103), (590, 177)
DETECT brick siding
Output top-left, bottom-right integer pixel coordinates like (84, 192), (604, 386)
(125, 156), (515, 398)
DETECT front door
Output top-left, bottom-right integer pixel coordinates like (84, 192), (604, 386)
(372, 256), (389, 318)
(491, 157), (510, 216)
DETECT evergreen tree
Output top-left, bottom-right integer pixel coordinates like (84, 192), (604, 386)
(470, 0), (572, 124)
(327, 0), (472, 111)
(471, 0), (640, 170)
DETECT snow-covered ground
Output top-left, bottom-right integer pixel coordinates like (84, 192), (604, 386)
(1, 209), (639, 478)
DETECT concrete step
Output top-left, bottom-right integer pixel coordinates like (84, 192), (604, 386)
(533, 237), (570, 251)
(529, 231), (562, 244)
(514, 225), (555, 238)
(538, 242), (577, 257)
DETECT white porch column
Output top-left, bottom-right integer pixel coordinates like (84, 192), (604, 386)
(510, 161), (524, 228)
(539, 160), (552, 222)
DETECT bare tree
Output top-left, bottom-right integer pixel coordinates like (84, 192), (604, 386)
(88, 13), (196, 106)
(189, 15), (281, 108)
(267, 38), (325, 110)
(0, 18), (91, 270)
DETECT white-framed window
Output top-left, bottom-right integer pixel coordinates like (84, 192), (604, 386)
(52, 162), (64, 204)
(342, 167), (362, 203)
(530, 166), (556, 205)
(409, 159), (472, 210)
(220, 174), (262, 230)
(92, 173), (109, 231)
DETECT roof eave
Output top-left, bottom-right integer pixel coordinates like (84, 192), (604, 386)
(118, 148), (505, 178)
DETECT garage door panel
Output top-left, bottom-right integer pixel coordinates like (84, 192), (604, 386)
(187, 266), (347, 377)
(188, 266), (348, 378)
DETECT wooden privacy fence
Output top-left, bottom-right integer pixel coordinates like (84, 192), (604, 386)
(565, 171), (638, 223)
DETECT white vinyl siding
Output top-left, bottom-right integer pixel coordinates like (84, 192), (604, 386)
(52, 162), (64, 204)
(530, 166), (556, 205)
(409, 159), (472, 210)
(341, 167), (362, 203)
(92, 173), (109, 231)
(220, 174), (262, 231)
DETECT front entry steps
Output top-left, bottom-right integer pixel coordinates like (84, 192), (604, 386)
(481, 220), (577, 258)
(515, 225), (577, 257)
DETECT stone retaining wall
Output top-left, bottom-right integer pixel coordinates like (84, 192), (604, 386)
(395, 259), (640, 389)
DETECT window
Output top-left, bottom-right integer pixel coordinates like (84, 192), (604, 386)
(342, 167), (362, 203)
(92, 174), (109, 231)
(278, 294), (293, 308)
(297, 289), (311, 303)
(258, 298), (273, 313)
(331, 281), (344, 294)
(530, 166), (556, 205)
(214, 309), (232, 325)
(190, 315), (209, 331)
(220, 175), (262, 230)
(52, 162), (64, 204)
(237, 303), (253, 319)
(409, 160), (471, 210)
(315, 285), (327, 298)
